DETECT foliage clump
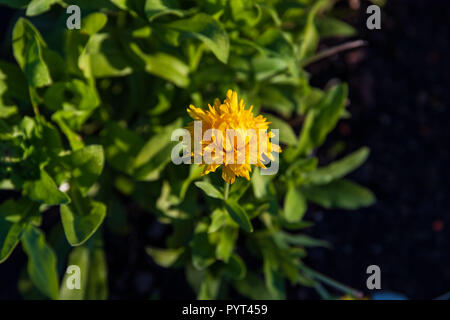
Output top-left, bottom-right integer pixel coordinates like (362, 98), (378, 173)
(0, 0), (374, 299)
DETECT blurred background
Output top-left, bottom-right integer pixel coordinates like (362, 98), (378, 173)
(0, 0), (449, 299)
(300, 0), (449, 299)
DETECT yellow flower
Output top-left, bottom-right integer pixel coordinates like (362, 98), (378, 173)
(186, 90), (281, 184)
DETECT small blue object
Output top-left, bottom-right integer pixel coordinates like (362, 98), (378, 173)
(372, 291), (408, 300)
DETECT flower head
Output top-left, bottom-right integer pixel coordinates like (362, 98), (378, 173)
(186, 90), (281, 184)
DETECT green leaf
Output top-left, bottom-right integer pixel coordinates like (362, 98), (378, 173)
(52, 112), (85, 151)
(59, 235), (108, 300)
(133, 120), (180, 168)
(298, 0), (330, 61)
(59, 246), (89, 300)
(190, 222), (216, 270)
(275, 232), (330, 248)
(44, 79), (100, 112)
(0, 221), (27, 263)
(298, 13), (318, 61)
(185, 264), (203, 295)
(285, 157), (318, 179)
(297, 83), (348, 155)
(316, 17), (356, 38)
(166, 13), (230, 63)
(39, 118), (63, 154)
(59, 145), (105, 194)
(229, 178), (251, 202)
(80, 33), (133, 78)
(225, 200), (253, 232)
(262, 252), (285, 299)
(109, 0), (144, 14)
(230, 0), (262, 26)
(215, 226), (237, 262)
(26, 0), (60, 17)
(101, 122), (144, 175)
(265, 114), (297, 145)
(85, 239), (108, 299)
(259, 86), (296, 118)
(12, 18), (52, 87)
(199, 0), (226, 16)
(208, 208), (228, 233)
(133, 119), (182, 181)
(146, 247), (184, 267)
(81, 13), (108, 36)
(252, 55), (287, 81)
(198, 272), (220, 300)
(0, 61), (29, 104)
(222, 254), (246, 280)
(279, 219), (314, 231)
(0, 198), (40, 263)
(233, 273), (273, 300)
(178, 164), (203, 201)
(60, 188), (106, 246)
(21, 225), (59, 299)
(145, 0), (184, 22)
(256, 28), (295, 60)
(284, 185), (307, 223)
(297, 87), (324, 114)
(23, 168), (70, 205)
(251, 167), (270, 199)
(167, 219), (193, 248)
(260, 3), (281, 26)
(129, 43), (190, 88)
(194, 181), (223, 200)
(0, 103), (17, 119)
(307, 147), (370, 185)
(302, 179), (376, 210)
(24, 36), (52, 86)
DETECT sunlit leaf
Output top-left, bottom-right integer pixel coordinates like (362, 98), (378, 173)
(265, 114), (297, 145)
(306, 147), (370, 185)
(12, 18), (52, 87)
(21, 225), (59, 299)
(26, 0), (60, 16)
(166, 13), (230, 63)
(60, 188), (106, 246)
(284, 185), (307, 223)
(195, 181), (223, 200)
(146, 247), (184, 267)
(302, 179), (375, 210)
(59, 145), (105, 194)
(23, 168), (70, 205)
(145, 0), (184, 22)
(215, 226), (237, 262)
(225, 200), (253, 232)
(298, 84), (348, 155)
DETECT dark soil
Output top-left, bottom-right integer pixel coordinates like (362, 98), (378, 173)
(301, 0), (450, 299)
(1, 0), (449, 300)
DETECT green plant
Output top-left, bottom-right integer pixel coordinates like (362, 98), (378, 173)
(0, 0), (374, 299)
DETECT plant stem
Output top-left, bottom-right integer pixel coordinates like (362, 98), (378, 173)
(314, 282), (331, 300)
(301, 265), (363, 298)
(32, 104), (40, 118)
(224, 182), (230, 201)
(300, 39), (368, 67)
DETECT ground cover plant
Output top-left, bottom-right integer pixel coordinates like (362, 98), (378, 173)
(0, 0), (375, 299)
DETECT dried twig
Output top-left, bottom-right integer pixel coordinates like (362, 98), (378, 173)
(301, 39), (368, 67)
